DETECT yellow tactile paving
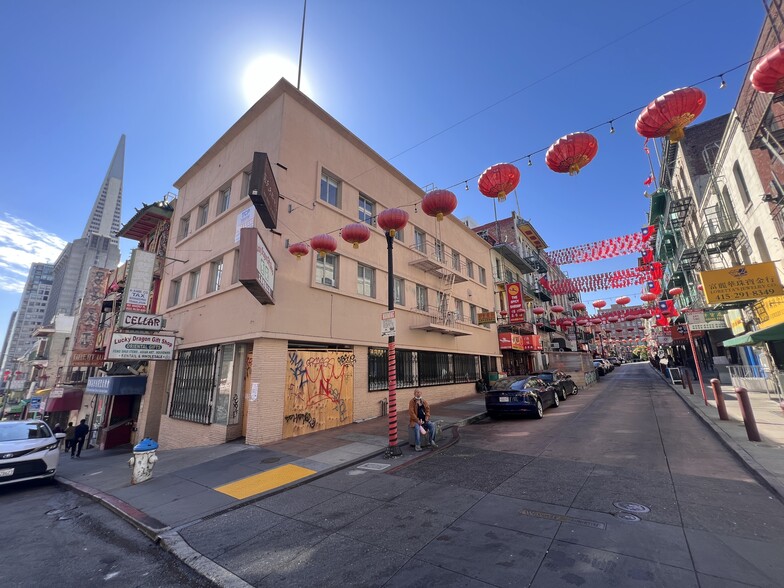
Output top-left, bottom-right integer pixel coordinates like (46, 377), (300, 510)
(214, 464), (316, 499)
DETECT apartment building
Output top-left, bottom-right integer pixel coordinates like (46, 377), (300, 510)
(151, 79), (499, 449)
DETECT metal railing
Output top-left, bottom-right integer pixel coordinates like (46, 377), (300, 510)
(727, 365), (782, 401)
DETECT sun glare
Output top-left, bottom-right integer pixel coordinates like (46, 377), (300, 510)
(242, 54), (313, 106)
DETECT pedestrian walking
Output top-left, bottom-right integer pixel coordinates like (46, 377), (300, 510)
(408, 388), (437, 452)
(64, 422), (75, 453)
(71, 419), (89, 458)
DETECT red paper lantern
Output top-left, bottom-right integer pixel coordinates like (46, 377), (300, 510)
(422, 189), (457, 221)
(532, 307), (546, 316)
(615, 296), (631, 306)
(478, 163), (520, 203)
(641, 292), (657, 302)
(697, 284), (704, 291)
(668, 287), (683, 297)
(310, 234), (337, 257)
(636, 87), (707, 143)
(377, 208), (409, 237)
(591, 318), (603, 325)
(551, 305), (565, 313)
(608, 317), (619, 323)
(750, 41), (784, 93)
(577, 318), (589, 326)
(545, 132), (599, 175)
(592, 300), (606, 309)
(572, 302), (586, 312)
(341, 223), (371, 249)
(288, 242), (309, 260)
(562, 319), (574, 327)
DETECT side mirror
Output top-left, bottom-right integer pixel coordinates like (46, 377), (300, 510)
(55, 432), (66, 439)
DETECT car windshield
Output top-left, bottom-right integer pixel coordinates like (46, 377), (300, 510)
(491, 377), (532, 391)
(537, 373), (554, 382)
(0, 422), (52, 442)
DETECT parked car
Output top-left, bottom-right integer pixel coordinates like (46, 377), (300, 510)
(593, 359), (607, 376)
(533, 370), (578, 399)
(599, 359), (614, 372)
(0, 420), (65, 486)
(485, 375), (561, 419)
(608, 356), (622, 367)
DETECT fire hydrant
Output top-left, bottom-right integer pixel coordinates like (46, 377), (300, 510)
(128, 438), (158, 485)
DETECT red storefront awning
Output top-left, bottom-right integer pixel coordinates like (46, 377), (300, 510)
(46, 388), (84, 412)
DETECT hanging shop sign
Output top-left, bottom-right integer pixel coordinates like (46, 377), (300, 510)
(498, 333), (541, 351)
(248, 152), (280, 230)
(238, 227), (276, 305)
(118, 311), (165, 331)
(505, 283), (526, 323)
(72, 266), (110, 367)
(108, 333), (175, 361)
(122, 249), (156, 312)
(684, 310), (728, 331)
(698, 262), (784, 304)
(753, 295), (784, 330)
(727, 309), (745, 335)
(477, 311), (497, 325)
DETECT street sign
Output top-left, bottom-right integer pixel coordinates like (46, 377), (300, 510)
(382, 311), (396, 337)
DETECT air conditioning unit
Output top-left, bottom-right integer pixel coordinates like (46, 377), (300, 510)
(323, 278), (333, 286)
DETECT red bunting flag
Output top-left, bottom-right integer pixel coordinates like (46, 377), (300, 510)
(643, 174), (654, 186)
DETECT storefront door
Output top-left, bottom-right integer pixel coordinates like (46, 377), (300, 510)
(242, 352), (253, 437)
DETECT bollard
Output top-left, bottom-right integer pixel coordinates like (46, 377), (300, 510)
(734, 387), (762, 442)
(710, 378), (729, 421)
(684, 370), (695, 395)
(680, 370), (686, 390)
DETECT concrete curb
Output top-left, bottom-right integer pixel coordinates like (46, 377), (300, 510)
(158, 530), (253, 588)
(651, 365), (784, 503)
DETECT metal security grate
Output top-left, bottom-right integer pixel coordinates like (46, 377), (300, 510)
(169, 345), (219, 424)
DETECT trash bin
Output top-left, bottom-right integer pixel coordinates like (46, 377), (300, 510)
(128, 438), (158, 485)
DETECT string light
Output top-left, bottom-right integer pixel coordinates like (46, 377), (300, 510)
(465, 181), (470, 191)
(527, 157), (533, 167)
(609, 120), (616, 134)
(719, 75), (726, 89)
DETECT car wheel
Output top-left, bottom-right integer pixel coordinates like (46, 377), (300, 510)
(552, 391), (560, 407)
(557, 386), (567, 401)
(533, 399), (544, 418)
(572, 384), (579, 394)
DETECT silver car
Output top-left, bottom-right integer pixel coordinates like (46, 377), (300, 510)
(0, 420), (65, 486)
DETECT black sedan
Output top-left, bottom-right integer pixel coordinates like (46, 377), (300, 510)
(533, 370), (578, 399)
(485, 375), (560, 419)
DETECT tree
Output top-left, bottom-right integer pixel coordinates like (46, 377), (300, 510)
(632, 345), (649, 361)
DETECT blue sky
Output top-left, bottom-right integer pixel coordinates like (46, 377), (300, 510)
(0, 1), (764, 332)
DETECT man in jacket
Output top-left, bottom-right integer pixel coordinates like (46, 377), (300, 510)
(71, 419), (89, 458)
(408, 388), (437, 452)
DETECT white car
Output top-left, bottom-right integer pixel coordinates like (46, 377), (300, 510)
(0, 420), (66, 486)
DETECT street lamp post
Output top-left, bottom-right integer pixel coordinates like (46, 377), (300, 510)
(377, 208), (409, 459)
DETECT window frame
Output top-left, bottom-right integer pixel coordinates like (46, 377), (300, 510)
(207, 257), (224, 293)
(187, 269), (201, 301)
(197, 199), (210, 229)
(168, 278), (181, 308)
(393, 276), (405, 306)
(320, 171), (341, 208)
(178, 215), (190, 241)
(316, 253), (338, 287)
(358, 194), (376, 225)
(217, 185), (231, 214)
(416, 284), (428, 311)
(357, 263), (376, 298)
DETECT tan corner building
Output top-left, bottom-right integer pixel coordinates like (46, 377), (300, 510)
(148, 79), (500, 449)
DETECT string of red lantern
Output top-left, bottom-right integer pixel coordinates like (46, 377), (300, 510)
(544, 226), (656, 266)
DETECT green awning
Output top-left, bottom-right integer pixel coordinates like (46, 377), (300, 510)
(723, 321), (784, 347)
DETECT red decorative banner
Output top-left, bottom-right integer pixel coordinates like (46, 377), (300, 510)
(544, 227), (656, 266)
(506, 283), (526, 324)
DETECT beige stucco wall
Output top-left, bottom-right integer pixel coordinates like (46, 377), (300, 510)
(153, 81), (498, 449)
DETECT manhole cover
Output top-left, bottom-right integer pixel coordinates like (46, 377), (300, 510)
(615, 512), (641, 522)
(261, 457), (281, 464)
(46, 506), (77, 516)
(356, 462), (391, 471)
(613, 501), (650, 514)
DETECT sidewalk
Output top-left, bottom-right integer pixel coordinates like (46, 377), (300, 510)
(653, 364), (784, 500)
(55, 394), (489, 538)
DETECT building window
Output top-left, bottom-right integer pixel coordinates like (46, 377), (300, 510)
(208, 258), (223, 293)
(218, 186), (231, 214)
(414, 229), (427, 253)
(178, 215), (190, 241)
(394, 277), (405, 306)
(169, 345), (219, 424)
(452, 250), (461, 271)
(316, 253), (338, 287)
(168, 279), (181, 307)
(455, 299), (464, 321)
(434, 239), (444, 262)
(467, 260), (475, 279)
(241, 171), (251, 199)
(394, 227), (404, 242)
(416, 284), (428, 311)
(197, 200), (209, 228)
(470, 304), (477, 324)
(733, 161), (752, 208)
(359, 195), (375, 225)
(187, 269), (201, 301)
(753, 228), (771, 262)
(479, 266), (486, 285)
(357, 264), (375, 297)
(320, 171), (340, 207)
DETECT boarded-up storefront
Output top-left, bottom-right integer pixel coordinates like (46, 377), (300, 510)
(284, 349), (355, 438)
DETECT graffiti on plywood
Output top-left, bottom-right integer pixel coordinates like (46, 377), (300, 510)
(284, 350), (355, 438)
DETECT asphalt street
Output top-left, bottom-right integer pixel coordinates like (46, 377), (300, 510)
(0, 479), (216, 588)
(169, 363), (784, 587)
